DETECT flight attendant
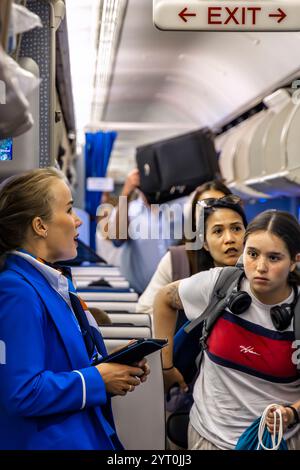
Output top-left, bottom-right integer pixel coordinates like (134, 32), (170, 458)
(0, 167), (149, 450)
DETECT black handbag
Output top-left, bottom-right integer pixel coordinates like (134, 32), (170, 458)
(136, 128), (220, 204)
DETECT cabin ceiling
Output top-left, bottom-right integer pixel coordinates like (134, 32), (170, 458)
(67, 0), (300, 181)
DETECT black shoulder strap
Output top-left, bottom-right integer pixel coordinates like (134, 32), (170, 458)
(184, 266), (243, 336)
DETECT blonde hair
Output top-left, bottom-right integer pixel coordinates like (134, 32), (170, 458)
(0, 167), (65, 257)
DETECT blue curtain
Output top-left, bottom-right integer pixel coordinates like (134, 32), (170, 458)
(85, 131), (117, 249)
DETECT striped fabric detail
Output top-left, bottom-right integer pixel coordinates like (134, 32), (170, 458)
(78, 297), (89, 311)
(73, 370), (86, 409)
(206, 312), (299, 383)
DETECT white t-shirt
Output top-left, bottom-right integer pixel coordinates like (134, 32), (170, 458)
(179, 268), (300, 449)
(137, 251), (172, 314)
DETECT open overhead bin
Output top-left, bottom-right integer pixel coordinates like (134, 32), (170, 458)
(245, 88), (300, 197)
(217, 114), (270, 200)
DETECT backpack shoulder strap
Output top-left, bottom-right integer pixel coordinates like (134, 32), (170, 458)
(184, 266), (243, 335)
(169, 245), (191, 282)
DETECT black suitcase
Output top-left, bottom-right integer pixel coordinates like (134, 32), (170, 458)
(136, 128), (220, 204)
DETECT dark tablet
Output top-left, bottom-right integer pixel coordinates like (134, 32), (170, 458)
(97, 338), (168, 365)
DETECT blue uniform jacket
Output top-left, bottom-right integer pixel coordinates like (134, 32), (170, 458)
(0, 254), (123, 450)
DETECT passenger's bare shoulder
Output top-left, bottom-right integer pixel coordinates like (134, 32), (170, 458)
(164, 281), (183, 310)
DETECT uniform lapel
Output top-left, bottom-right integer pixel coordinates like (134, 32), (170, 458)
(6, 255), (91, 369)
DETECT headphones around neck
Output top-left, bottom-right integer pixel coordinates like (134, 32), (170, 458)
(227, 273), (298, 331)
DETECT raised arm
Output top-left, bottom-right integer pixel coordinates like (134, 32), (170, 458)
(108, 169), (140, 241)
(153, 281), (188, 392)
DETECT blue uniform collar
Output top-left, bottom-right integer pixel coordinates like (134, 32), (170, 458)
(5, 254), (92, 369)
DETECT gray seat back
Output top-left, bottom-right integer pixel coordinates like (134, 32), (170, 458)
(105, 338), (165, 450)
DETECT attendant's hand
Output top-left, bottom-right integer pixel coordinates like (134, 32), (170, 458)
(163, 366), (188, 394)
(95, 362), (144, 396)
(266, 405), (294, 433)
(109, 341), (150, 383)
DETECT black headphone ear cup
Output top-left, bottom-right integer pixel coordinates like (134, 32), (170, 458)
(227, 291), (252, 315)
(270, 304), (292, 331)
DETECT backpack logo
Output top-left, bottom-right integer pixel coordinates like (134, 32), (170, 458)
(240, 345), (260, 356)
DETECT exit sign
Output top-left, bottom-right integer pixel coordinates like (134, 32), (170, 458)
(153, 0), (300, 31)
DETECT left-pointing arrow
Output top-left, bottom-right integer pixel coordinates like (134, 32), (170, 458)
(178, 7), (197, 23)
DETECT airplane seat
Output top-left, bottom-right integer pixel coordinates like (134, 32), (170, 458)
(72, 266), (122, 277)
(87, 301), (137, 313)
(105, 339), (165, 450)
(79, 289), (138, 303)
(99, 325), (152, 339)
(107, 312), (152, 328)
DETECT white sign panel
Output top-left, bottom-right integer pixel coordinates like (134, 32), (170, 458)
(86, 177), (114, 192)
(153, 0), (300, 31)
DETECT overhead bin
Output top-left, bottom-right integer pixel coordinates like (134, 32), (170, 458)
(247, 110), (274, 182)
(264, 91), (294, 175)
(245, 89), (300, 196)
(234, 112), (267, 183)
(239, 90), (290, 194)
(217, 118), (270, 200)
(285, 98), (300, 171)
(218, 88), (300, 198)
(218, 122), (249, 184)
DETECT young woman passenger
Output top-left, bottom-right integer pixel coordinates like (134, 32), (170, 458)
(137, 180), (239, 315)
(154, 210), (300, 450)
(0, 168), (149, 450)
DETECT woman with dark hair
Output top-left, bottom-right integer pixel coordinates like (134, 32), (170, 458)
(154, 209), (300, 450)
(137, 180), (239, 315)
(0, 168), (149, 450)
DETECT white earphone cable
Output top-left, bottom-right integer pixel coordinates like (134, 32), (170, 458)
(257, 404), (284, 450)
